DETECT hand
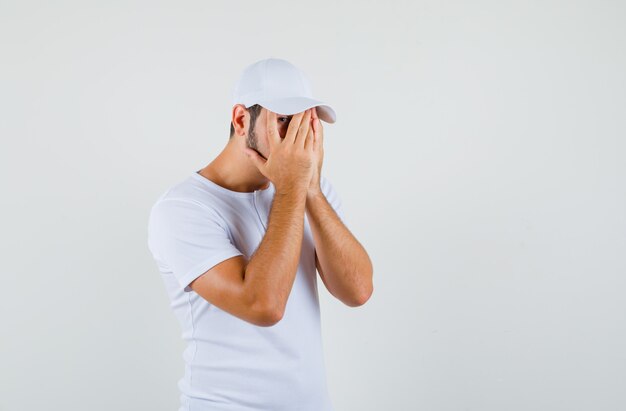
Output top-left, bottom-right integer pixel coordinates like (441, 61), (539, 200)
(307, 107), (324, 196)
(244, 108), (316, 195)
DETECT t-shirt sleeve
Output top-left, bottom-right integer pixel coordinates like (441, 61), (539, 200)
(147, 198), (244, 293)
(320, 175), (346, 225)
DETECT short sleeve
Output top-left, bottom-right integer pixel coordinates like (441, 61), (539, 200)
(320, 175), (346, 225)
(147, 198), (244, 292)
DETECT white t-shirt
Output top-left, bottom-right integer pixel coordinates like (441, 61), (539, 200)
(147, 170), (344, 411)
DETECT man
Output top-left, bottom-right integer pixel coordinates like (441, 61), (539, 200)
(147, 57), (373, 411)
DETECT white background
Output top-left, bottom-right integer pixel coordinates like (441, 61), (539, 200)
(1, 1), (625, 410)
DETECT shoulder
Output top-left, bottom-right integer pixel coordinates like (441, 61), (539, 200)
(319, 174), (334, 193)
(148, 178), (225, 230)
(319, 174), (342, 201)
(150, 174), (223, 216)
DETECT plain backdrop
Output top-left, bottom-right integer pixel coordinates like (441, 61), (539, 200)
(1, 1), (625, 410)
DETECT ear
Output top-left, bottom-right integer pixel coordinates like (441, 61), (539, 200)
(231, 104), (249, 136)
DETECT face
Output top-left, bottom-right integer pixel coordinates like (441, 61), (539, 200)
(246, 107), (294, 160)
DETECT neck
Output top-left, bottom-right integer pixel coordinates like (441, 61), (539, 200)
(198, 137), (270, 193)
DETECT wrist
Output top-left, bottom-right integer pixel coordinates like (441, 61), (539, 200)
(275, 184), (309, 198)
(306, 186), (323, 201)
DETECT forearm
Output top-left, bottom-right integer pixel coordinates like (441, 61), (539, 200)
(244, 188), (307, 316)
(306, 190), (373, 306)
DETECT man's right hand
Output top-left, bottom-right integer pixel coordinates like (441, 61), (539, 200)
(243, 108), (315, 195)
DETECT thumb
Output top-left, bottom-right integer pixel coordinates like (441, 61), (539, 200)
(243, 147), (266, 172)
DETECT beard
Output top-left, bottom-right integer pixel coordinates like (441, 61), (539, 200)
(246, 127), (258, 150)
(246, 127), (267, 160)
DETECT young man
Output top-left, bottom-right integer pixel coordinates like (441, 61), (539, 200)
(147, 57), (373, 411)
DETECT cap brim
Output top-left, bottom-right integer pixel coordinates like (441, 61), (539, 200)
(255, 96), (336, 124)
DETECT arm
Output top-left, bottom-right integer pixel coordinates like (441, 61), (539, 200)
(189, 187), (307, 327)
(305, 189), (374, 307)
(243, 188), (308, 321)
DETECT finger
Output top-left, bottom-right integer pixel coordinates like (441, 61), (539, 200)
(295, 109), (312, 148)
(265, 109), (280, 147)
(316, 117), (323, 145)
(311, 107), (321, 136)
(243, 147), (267, 173)
(311, 115), (319, 140)
(284, 110), (306, 145)
(311, 106), (318, 121)
(304, 120), (314, 151)
(311, 117), (319, 150)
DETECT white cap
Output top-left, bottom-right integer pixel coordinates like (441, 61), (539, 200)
(231, 57), (337, 124)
